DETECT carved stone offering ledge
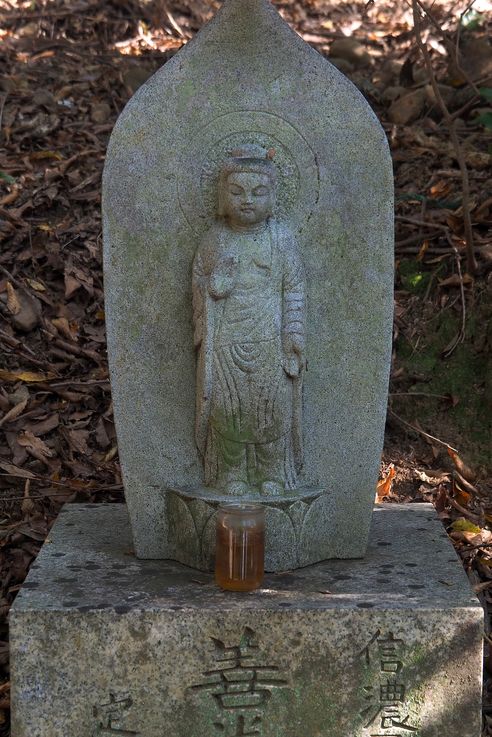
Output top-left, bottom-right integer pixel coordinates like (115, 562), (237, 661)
(103, 0), (394, 569)
(10, 505), (483, 737)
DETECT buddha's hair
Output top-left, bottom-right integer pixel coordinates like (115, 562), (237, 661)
(217, 145), (277, 218)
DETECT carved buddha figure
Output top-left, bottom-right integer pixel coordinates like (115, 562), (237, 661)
(192, 145), (306, 496)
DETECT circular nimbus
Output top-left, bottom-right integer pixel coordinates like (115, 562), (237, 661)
(177, 111), (320, 236)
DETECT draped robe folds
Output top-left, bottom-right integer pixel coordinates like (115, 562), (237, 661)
(192, 219), (305, 490)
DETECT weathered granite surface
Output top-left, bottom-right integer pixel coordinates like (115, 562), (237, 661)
(102, 0), (394, 566)
(11, 504), (482, 737)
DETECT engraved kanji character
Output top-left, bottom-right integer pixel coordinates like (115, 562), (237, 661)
(92, 693), (140, 736)
(377, 633), (404, 675)
(192, 628), (287, 711)
(358, 629), (381, 665)
(381, 706), (418, 732)
(361, 704), (382, 728)
(214, 712), (263, 737)
(191, 628), (288, 735)
(380, 683), (405, 704)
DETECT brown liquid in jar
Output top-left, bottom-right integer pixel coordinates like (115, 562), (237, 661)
(215, 505), (265, 592)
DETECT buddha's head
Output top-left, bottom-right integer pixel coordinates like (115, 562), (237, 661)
(218, 145), (276, 227)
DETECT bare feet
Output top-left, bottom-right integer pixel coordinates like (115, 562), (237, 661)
(224, 480), (248, 496)
(261, 480), (283, 496)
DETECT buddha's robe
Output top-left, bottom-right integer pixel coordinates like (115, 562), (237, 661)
(192, 219), (305, 489)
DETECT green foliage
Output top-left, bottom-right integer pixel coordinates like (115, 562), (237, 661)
(477, 89), (492, 130)
(460, 9), (486, 30)
(479, 88), (492, 103)
(476, 112), (492, 130)
(398, 259), (431, 294)
(0, 171), (15, 184)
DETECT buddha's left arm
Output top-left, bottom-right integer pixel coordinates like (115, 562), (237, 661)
(282, 238), (306, 359)
(192, 249), (206, 349)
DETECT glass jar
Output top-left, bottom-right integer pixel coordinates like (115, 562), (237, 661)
(215, 504), (265, 591)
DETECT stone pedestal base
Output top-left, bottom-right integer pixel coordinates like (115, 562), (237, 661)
(168, 486), (325, 571)
(11, 503), (483, 737)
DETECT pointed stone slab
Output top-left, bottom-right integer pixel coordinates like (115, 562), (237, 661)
(103, 0), (394, 565)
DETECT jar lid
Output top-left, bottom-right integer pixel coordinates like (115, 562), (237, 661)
(218, 503), (264, 514)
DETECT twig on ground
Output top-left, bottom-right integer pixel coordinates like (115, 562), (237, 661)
(0, 471), (123, 498)
(48, 379), (110, 388)
(0, 488), (123, 501)
(448, 495), (482, 524)
(415, 0), (481, 96)
(387, 407), (459, 452)
(395, 231), (442, 248)
(412, 0), (477, 274)
(395, 215), (449, 231)
(0, 93), (8, 142)
(442, 238), (467, 357)
(454, 470), (481, 496)
(389, 391), (451, 399)
(0, 264), (24, 291)
(456, 1), (481, 96)
(40, 330), (101, 364)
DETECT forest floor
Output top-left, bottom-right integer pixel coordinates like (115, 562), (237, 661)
(0, 0), (491, 734)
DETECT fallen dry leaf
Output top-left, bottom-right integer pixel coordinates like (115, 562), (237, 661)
(0, 462), (36, 479)
(5, 282), (20, 315)
(376, 464), (396, 501)
(17, 431), (54, 458)
(447, 448), (477, 483)
(0, 369), (56, 383)
(0, 398), (28, 429)
(415, 469), (451, 486)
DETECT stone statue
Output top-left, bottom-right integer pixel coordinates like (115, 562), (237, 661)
(192, 145), (306, 497)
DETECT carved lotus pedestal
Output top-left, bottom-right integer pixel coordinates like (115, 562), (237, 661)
(10, 504), (483, 737)
(168, 486), (328, 571)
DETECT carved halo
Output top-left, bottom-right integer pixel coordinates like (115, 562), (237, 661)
(177, 111), (320, 235)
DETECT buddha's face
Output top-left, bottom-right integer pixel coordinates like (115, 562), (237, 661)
(222, 171), (274, 227)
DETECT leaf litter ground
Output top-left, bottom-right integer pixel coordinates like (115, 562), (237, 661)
(0, 0), (491, 734)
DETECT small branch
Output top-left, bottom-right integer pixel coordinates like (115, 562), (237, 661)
(0, 263), (24, 291)
(389, 391), (451, 399)
(395, 231), (442, 248)
(40, 329), (101, 364)
(48, 379), (110, 389)
(456, 0), (481, 96)
(395, 215), (449, 232)
(412, 0), (477, 275)
(414, 0), (481, 96)
(441, 238), (467, 358)
(448, 496), (482, 524)
(0, 93), (8, 142)
(0, 326), (56, 370)
(387, 407), (458, 452)
(454, 469), (481, 497)
(0, 471), (123, 496)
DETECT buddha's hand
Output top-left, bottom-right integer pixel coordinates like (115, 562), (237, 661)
(209, 255), (238, 299)
(282, 335), (305, 378)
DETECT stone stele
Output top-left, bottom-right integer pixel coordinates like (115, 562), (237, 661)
(102, 0), (394, 570)
(10, 504), (483, 737)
